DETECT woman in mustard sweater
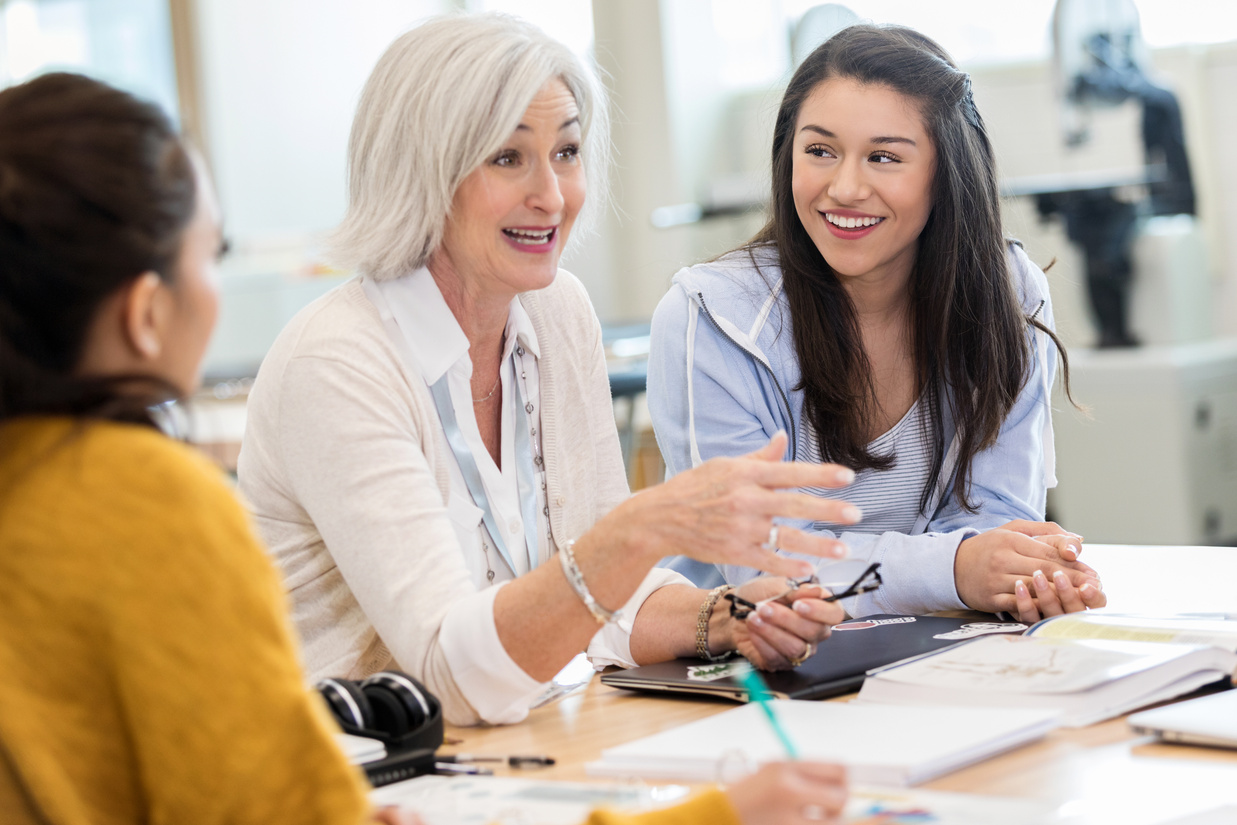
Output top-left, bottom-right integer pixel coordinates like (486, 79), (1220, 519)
(0, 74), (846, 825)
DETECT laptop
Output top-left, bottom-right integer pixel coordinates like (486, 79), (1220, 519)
(601, 614), (1027, 701)
(1128, 688), (1237, 749)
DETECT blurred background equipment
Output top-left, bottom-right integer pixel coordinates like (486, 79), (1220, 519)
(1035, 0), (1199, 349)
(1038, 0), (1235, 545)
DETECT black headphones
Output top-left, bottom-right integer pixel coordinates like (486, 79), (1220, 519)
(317, 670), (444, 754)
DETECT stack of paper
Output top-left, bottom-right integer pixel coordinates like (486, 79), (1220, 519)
(856, 634), (1237, 727)
(585, 700), (1058, 786)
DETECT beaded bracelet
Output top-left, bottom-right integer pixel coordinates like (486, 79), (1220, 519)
(695, 584), (736, 662)
(558, 539), (623, 624)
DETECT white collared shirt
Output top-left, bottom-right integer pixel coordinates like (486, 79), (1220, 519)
(363, 269), (549, 584)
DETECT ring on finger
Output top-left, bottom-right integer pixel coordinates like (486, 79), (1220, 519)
(761, 524), (779, 551)
(788, 641), (813, 667)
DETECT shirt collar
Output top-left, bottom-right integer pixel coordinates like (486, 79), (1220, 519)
(367, 268), (541, 384)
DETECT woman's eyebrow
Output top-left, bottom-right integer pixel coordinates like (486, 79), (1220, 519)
(799, 124), (917, 147)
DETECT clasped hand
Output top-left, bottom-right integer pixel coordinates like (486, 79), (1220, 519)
(955, 519), (1106, 623)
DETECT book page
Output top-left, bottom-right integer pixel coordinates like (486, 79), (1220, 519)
(1029, 613), (1237, 650)
(874, 635), (1192, 694)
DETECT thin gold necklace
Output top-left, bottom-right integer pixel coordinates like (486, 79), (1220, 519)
(472, 375), (501, 404)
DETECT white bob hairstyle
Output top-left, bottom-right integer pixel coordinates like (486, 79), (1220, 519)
(332, 13), (610, 282)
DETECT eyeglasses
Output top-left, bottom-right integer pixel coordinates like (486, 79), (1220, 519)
(724, 562), (883, 620)
(821, 561), (882, 602)
(725, 575), (817, 620)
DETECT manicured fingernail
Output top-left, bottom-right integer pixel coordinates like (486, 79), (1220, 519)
(832, 542), (849, 558)
(841, 505), (862, 523)
(748, 614), (764, 627)
(1015, 579), (1028, 597)
(797, 562), (814, 577)
(837, 468), (855, 485)
(1033, 569), (1048, 589)
(1053, 569), (1068, 589)
(758, 604), (775, 619)
(1080, 583), (1095, 596)
(794, 600), (812, 615)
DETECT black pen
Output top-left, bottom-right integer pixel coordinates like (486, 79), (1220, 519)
(436, 753), (556, 768)
(433, 762), (493, 775)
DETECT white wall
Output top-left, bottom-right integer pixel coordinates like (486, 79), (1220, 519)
(194, 0), (446, 248)
(194, 0), (447, 373)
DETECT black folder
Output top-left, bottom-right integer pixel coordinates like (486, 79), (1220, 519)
(600, 614), (1026, 701)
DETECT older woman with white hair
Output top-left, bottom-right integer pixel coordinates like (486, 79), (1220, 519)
(238, 13), (860, 729)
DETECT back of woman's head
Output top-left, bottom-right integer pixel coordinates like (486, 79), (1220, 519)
(333, 11), (610, 281)
(0, 72), (196, 424)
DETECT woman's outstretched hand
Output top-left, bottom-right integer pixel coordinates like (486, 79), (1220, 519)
(608, 432), (859, 579)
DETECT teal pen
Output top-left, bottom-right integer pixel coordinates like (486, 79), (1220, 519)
(737, 669), (799, 759)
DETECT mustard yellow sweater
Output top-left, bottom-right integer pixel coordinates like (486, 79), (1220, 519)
(0, 418), (370, 825)
(0, 418), (742, 825)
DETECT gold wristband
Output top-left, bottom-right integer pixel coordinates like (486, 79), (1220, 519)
(695, 584), (735, 662)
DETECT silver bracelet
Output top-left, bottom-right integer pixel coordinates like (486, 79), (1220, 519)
(558, 539), (623, 625)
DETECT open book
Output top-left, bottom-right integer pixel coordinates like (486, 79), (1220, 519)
(855, 613), (1237, 727)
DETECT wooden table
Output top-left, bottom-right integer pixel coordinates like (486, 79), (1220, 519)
(437, 545), (1237, 824)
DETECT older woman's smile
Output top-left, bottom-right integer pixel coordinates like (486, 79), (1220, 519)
(502, 225), (558, 251)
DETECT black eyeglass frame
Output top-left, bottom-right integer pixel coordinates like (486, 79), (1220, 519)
(723, 562), (883, 620)
(821, 561), (882, 603)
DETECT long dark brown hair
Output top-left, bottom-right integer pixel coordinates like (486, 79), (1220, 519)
(747, 25), (1069, 512)
(0, 73), (196, 429)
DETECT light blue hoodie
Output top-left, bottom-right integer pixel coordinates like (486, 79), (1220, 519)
(647, 242), (1059, 616)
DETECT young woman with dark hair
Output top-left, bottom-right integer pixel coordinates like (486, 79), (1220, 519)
(649, 24), (1106, 624)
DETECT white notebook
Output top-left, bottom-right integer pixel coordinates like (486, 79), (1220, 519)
(585, 700), (1058, 787)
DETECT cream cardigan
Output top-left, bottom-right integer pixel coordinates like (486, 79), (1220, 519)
(238, 271), (684, 725)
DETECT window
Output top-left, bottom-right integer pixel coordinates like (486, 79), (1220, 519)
(0, 0), (178, 119)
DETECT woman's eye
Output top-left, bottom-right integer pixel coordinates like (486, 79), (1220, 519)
(870, 151), (898, 164)
(556, 144), (580, 162)
(493, 150), (520, 167)
(804, 143), (835, 159)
